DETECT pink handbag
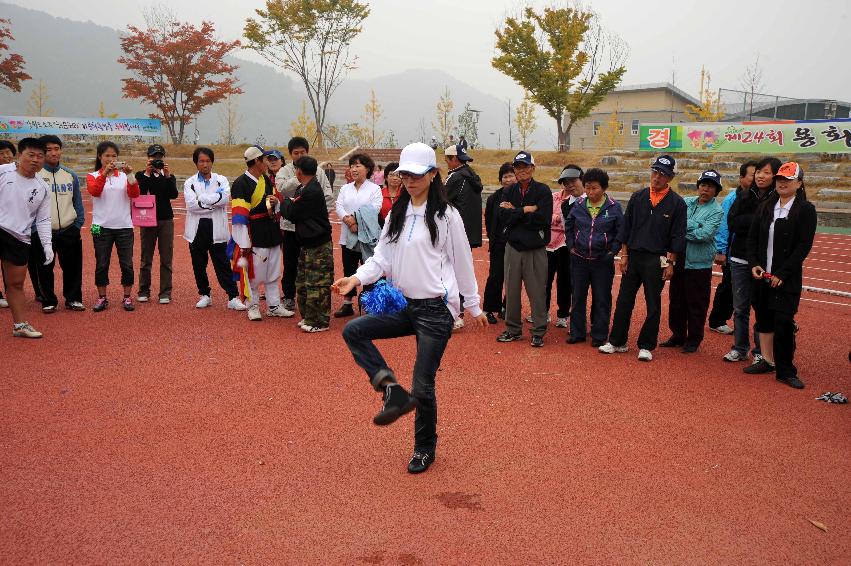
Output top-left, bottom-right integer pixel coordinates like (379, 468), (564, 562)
(131, 195), (157, 227)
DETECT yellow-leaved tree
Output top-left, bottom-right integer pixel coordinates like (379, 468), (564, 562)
(515, 91), (537, 149)
(432, 87), (454, 145)
(289, 99), (319, 143)
(361, 89), (384, 147)
(598, 109), (624, 149)
(26, 79), (52, 116)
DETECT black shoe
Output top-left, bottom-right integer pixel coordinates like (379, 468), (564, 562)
(565, 335), (585, 344)
(496, 331), (522, 343)
(42, 305), (57, 314)
(373, 384), (417, 426)
(777, 375), (805, 389)
(486, 312), (498, 325)
(334, 303), (355, 318)
(681, 344), (698, 353)
(659, 337), (683, 348)
(407, 451), (434, 474)
(591, 339), (605, 348)
(744, 358), (775, 374)
(531, 335), (544, 348)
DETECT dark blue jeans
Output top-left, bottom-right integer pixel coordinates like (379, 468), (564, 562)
(342, 297), (454, 454)
(570, 254), (614, 342)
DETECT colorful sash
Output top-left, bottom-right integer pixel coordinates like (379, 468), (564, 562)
(228, 175), (269, 301)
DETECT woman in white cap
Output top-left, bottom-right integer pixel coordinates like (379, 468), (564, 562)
(333, 142), (486, 474)
(745, 161), (816, 389)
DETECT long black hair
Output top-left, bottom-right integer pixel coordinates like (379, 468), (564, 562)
(94, 141), (119, 171)
(386, 171), (449, 246)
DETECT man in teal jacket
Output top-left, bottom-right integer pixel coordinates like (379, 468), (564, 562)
(661, 169), (723, 353)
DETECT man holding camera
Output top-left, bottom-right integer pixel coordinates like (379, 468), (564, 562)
(135, 144), (178, 304)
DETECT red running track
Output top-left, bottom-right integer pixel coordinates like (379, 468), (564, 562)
(1, 212), (849, 563)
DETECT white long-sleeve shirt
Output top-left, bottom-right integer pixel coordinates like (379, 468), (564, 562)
(183, 172), (231, 243)
(0, 163), (52, 250)
(354, 203), (482, 319)
(335, 180), (382, 244)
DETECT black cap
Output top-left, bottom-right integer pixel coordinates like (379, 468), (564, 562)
(650, 155), (676, 177)
(147, 144), (166, 157)
(697, 169), (723, 189)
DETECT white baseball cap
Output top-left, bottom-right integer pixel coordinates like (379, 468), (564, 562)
(244, 145), (265, 161)
(396, 142), (437, 175)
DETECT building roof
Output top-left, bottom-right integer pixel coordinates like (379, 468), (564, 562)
(723, 98), (851, 121)
(611, 82), (701, 106)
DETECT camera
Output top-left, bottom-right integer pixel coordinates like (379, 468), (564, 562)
(113, 161), (126, 169)
(151, 159), (165, 170)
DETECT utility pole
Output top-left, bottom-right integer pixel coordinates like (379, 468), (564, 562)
(507, 98), (513, 149)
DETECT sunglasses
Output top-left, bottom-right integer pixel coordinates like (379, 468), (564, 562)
(399, 170), (431, 180)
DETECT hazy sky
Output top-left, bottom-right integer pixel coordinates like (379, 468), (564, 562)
(5, 0), (851, 105)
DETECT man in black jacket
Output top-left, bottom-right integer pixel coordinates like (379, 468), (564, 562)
(599, 155), (686, 362)
(444, 143), (483, 248)
(135, 144), (178, 304)
(279, 156), (333, 332)
(496, 151), (552, 347)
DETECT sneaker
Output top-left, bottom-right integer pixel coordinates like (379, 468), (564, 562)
(496, 330), (522, 343)
(599, 342), (628, 354)
(723, 349), (746, 362)
(452, 317), (465, 331)
(247, 305), (262, 321)
(65, 301), (86, 311)
(93, 297), (109, 312)
(531, 335), (544, 347)
(42, 305), (57, 314)
(282, 298), (296, 312)
(227, 297), (247, 311)
(122, 297), (134, 311)
(407, 452), (435, 474)
(158, 297), (171, 304)
(0, 297), (7, 308)
(681, 344), (698, 354)
(373, 383), (417, 426)
(744, 358), (775, 374)
(753, 353), (765, 364)
(12, 322), (43, 338)
(266, 304), (295, 318)
(638, 349), (653, 362)
(297, 319), (307, 328)
(710, 324), (734, 335)
(137, 295), (149, 303)
(555, 317), (568, 328)
(565, 335), (585, 344)
(659, 337), (683, 348)
(485, 312), (498, 325)
(196, 295), (212, 309)
(777, 375), (805, 389)
(334, 303), (355, 318)
(302, 325), (330, 333)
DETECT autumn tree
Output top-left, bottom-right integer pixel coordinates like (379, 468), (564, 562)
(361, 90), (384, 148)
(245, 0), (370, 149)
(457, 104), (480, 149)
(26, 80), (53, 117)
(0, 18), (30, 92)
(289, 99), (319, 142)
(98, 101), (118, 119)
(432, 87), (455, 145)
(118, 9), (242, 144)
(515, 92), (537, 149)
(597, 109), (624, 150)
(686, 71), (725, 122)
(493, 5), (627, 151)
(218, 93), (243, 145)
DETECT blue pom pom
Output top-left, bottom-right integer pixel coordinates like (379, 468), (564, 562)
(360, 279), (407, 316)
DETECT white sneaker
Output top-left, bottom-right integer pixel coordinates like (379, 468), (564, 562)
(638, 349), (653, 362)
(598, 342), (628, 354)
(247, 305), (262, 321)
(453, 317), (465, 331)
(266, 305), (295, 318)
(723, 349), (746, 362)
(297, 319), (307, 328)
(302, 325), (330, 333)
(555, 317), (568, 328)
(710, 324), (734, 335)
(227, 297), (247, 311)
(0, 297), (8, 308)
(196, 295), (212, 309)
(12, 322), (42, 339)
(137, 295), (149, 303)
(159, 297), (171, 304)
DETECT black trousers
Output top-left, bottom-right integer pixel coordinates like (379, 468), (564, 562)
(609, 250), (665, 350)
(708, 262), (733, 328)
(93, 227), (134, 288)
(189, 218), (238, 300)
(341, 245), (363, 299)
(667, 265), (712, 347)
(281, 229), (301, 300)
(32, 227), (83, 307)
(546, 246), (571, 318)
(570, 254), (614, 342)
(754, 288), (799, 380)
(483, 244), (505, 313)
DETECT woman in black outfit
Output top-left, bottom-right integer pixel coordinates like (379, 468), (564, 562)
(745, 161), (817, 389)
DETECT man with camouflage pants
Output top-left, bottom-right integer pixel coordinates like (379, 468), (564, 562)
(279, 156), (333, 332)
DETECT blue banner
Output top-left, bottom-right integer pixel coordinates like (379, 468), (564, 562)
(0, 116), (162, 137)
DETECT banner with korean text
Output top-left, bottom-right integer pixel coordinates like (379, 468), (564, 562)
(0, 116), (162, 137)
(639, 119), (851, 153)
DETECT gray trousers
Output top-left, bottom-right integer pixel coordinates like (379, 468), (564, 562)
(504, 244), (548, 337)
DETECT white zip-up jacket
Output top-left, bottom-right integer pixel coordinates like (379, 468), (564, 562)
(0, 163), (52, 251)
(183, 172), (231, 244)
(354, 202), (482, 319)
(276, 164), (334, 232)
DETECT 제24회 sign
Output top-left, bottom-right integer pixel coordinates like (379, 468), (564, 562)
(639, 119), (851, 153)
